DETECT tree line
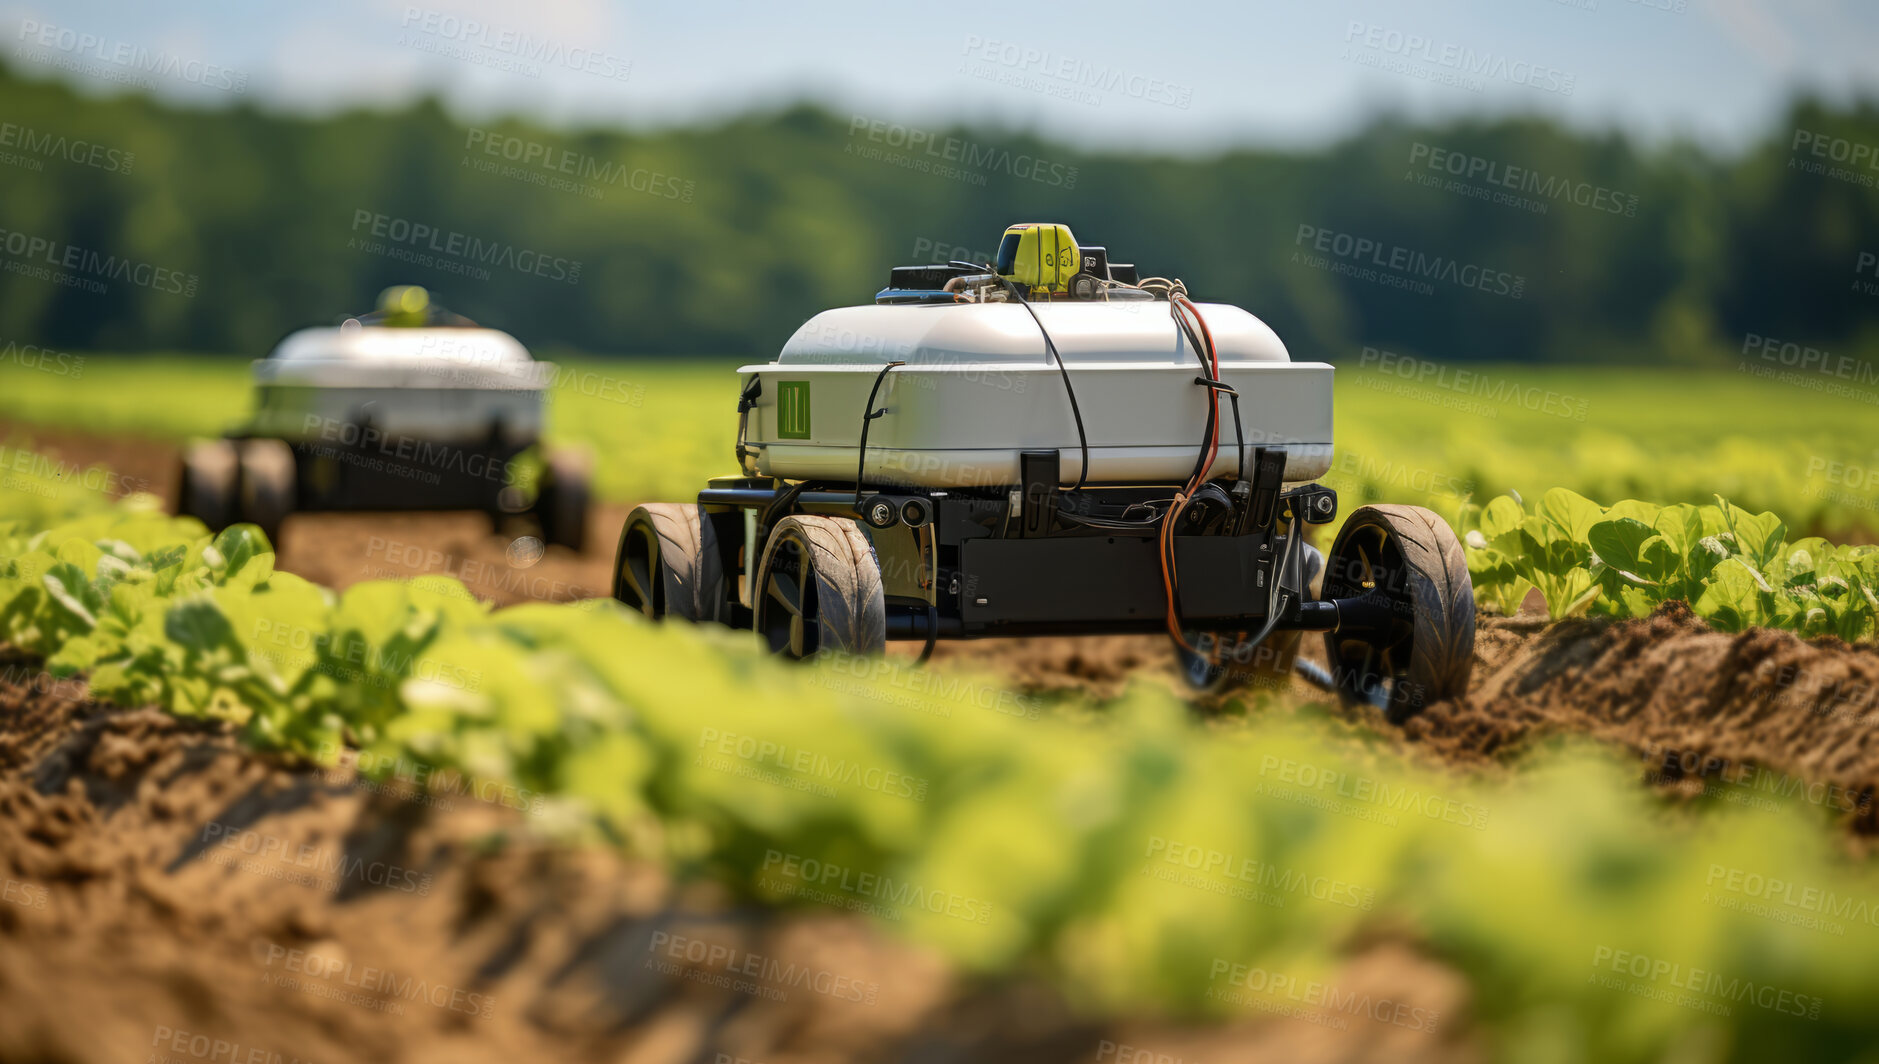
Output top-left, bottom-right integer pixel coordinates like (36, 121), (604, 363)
(1, 60), (1875, 366)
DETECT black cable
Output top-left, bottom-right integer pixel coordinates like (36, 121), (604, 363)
(918, 604), (938, 663)
(950, 258), (1092, 490)
(1162, 296), (1244, 653)
(1007, 285), (1092, 491)
(760, 480), (806, 538)
(1227, 391), (1247, 482)
(1172, 305), (1220, 486)
(948, 258), (1101, 492)
(734, 375), (763, 468)
(853, 361), (905, 507)
(1057, 509), (1165, 534)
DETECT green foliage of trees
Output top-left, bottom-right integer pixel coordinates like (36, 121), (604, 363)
(2, 62), (1876, 366)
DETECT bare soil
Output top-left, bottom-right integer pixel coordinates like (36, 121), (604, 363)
(1412, 605), (1879, 832)
(0, 660), (1480, 1064)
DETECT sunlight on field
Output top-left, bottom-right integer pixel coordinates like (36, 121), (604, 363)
(1333, 365), (1879, 538)
(546, 356), (742, 504)
(4, 356), (1875, 536)
(0, 355), (252, 439)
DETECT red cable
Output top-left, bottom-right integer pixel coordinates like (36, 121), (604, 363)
(1161, 294), (1223, 654)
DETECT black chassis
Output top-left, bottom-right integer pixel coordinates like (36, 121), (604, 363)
(222, 428), (528, 515)
(695, 447), (1403, 644)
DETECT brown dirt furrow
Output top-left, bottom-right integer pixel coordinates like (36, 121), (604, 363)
(0, 665), (1477, 1064)
(912, 634), (1181, 701)
(1, 420), (182, 504)
(1409, 605), (1879, 829)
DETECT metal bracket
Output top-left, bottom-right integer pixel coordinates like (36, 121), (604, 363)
(734, 375), (763, 471)
(1243, 447), (1289, 534)
(1019, 450), (1059, 538)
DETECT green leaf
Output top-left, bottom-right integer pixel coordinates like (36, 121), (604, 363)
(209, 525), (275, 588)
(165, 597), (235, 651)
(1772, 538), (1831, 589)
(1713, 497), (1787, 570)
(47, 634), (102, 674)
(1537, 487), (1604, 544)
(42, 563), (99, 630)
(218, 574), (331, 693)
(54, 537), (104, 575)
(1693, 558), (1771, 631)
(145, 544), (187, 573)
(1587, 518), (1669, 586)
(1541, 567), (1597, 619)
(1602, 499), (1662, 526)
(1652, 505), (1703, 559)
(331, 581), (417, 650)
(1691, 536), (1732, 584)
(1479, 495), (1526, 540)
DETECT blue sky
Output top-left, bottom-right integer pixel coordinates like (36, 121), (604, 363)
(6, 0), (1876, 153)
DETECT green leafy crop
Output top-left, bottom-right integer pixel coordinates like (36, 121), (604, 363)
(1461, 488), (1879, 639)
(11, 461), (1879, 1062)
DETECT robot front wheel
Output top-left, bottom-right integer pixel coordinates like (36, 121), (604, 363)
(614, 507), (886, 660)
(1318, 504), (1477, 723)
(533, 448), (593, 552)
(1172, 505), (1476, 721)
(178, 438), (295, 547)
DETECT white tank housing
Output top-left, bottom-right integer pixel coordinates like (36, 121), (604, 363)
(247, 322), (549, 446)
(739, 301), (1334, 488)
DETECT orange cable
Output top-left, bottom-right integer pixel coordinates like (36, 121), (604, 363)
(1162, 294), (1224, 654)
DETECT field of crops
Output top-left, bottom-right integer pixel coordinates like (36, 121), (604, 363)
(5, 355), (1879, 537)
(8, 416), (1879, 1062)
(6, 356), (1879, 1063)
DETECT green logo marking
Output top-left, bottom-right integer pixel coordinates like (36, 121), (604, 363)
(776, 380), (812, 439)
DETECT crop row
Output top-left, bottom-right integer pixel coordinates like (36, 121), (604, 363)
(5, 462), (1879, 1061)
(1461, 488), (1879, 640)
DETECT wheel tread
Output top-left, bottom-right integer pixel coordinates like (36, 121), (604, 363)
(1322, 504), (1476, 720)
(617, 503), (724, 622)
(757, 515), (885, 657)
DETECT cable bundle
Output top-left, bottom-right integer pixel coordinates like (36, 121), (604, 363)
(1159, 290), (1226, 653)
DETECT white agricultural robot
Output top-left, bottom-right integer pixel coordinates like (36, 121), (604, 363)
(614, 224), (1473, 716)
(179, 287), (590, 550)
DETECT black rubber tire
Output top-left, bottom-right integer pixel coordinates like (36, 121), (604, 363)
(178, 439), (239, 532)
(235, 438), (296, 547)
(754, 515), (885, 659)
(613, 503), (725, 622)
(538, 449), (592, 553)
(1321, 504), (1475, 722)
